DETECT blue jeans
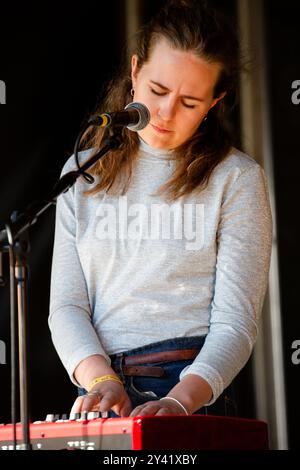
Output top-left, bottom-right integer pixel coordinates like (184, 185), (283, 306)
(78, 336), (237, 418)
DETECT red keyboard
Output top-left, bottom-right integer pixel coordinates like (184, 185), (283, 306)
(0, 414), (268, 450)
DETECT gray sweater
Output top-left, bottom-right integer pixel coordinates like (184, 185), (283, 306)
(49, 138), (273, 405)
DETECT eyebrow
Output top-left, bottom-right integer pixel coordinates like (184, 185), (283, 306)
(150, 80), (204, 102)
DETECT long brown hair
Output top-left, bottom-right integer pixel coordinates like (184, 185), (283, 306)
(80, 0), (241, 202)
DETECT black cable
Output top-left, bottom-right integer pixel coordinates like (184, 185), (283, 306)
(74, 125), (95, 184)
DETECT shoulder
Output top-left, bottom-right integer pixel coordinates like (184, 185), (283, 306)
(218, 147), (261, 174)
(197, 147), (270, 204)
(211, 147), (265, 188)
(60, 148), (95, 177)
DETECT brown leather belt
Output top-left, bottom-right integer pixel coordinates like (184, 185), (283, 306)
(120, 349), (199, 378)
(123, 349), (199, 365)
(122, 365), (165, 377)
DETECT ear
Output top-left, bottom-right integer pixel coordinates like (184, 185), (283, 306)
(131, 54), (139, 88)
(209, 91), (226, 111)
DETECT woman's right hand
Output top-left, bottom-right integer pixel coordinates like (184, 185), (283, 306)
(70, 379), (132, 417)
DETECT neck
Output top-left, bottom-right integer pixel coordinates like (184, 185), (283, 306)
(138, 136), (174, 158)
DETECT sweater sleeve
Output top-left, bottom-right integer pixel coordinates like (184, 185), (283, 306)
(179, 163), (273, 405)
(48, 157), (111, 386)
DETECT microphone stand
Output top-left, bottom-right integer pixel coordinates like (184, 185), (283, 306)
(4, 220), (31, 450)
(0, 127), (123, 450)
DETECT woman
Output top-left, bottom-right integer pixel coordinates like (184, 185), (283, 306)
(49, 0), (272, 418)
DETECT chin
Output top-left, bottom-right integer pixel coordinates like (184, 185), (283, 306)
(140, 130), (176, 150)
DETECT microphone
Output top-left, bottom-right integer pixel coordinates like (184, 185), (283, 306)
(88, 102), (150, 132)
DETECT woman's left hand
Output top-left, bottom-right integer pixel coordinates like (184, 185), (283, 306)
(129, 398), (188, 417)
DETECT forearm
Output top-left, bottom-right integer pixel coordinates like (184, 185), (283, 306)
(74, 354), (118, 390)
(167, 374), (213, 414)
(72, 354), (132, 416)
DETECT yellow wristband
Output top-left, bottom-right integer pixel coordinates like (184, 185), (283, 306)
(87, 374), (123, 392)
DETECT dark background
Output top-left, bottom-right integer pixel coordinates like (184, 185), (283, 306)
(0, 0), (299, 449)
(264, 0), (300, 450)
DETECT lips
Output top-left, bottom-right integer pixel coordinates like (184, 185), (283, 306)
(151, 123), (173, 133)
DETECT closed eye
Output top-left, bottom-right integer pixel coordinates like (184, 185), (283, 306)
(182, 102), (196, 109)
(150, 88), (196, 109)
(150, 88), (165, 96)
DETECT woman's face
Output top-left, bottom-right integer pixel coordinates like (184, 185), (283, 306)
(131, 38), (225, 150)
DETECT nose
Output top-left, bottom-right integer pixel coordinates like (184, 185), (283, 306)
(158, 97), (177, 121)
